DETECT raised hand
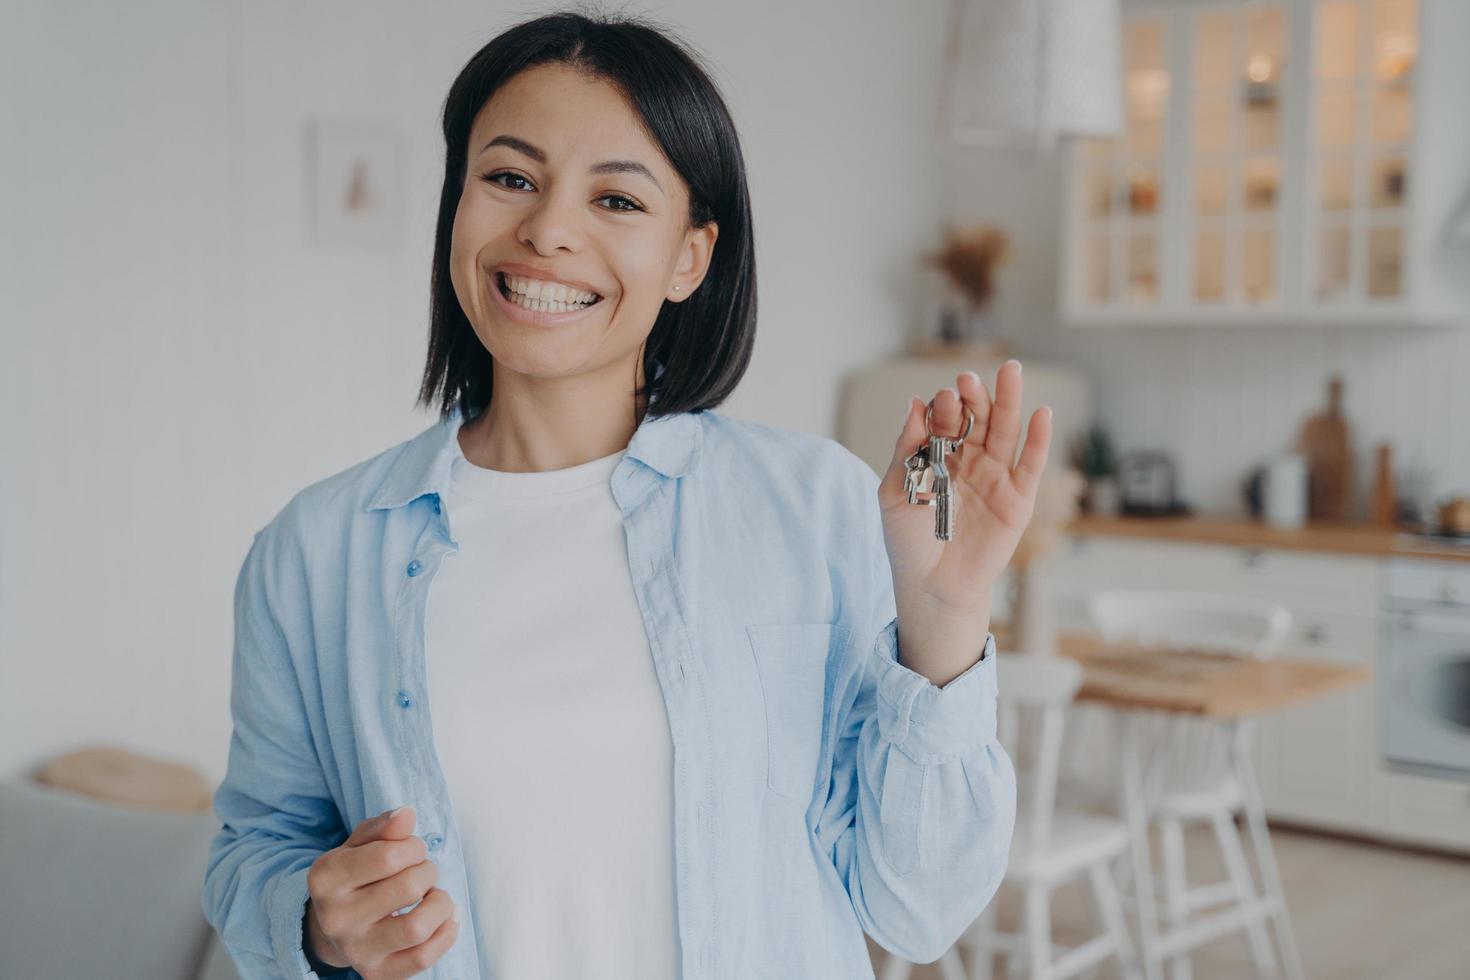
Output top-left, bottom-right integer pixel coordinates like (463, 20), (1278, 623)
(876, 360), (1052, 684)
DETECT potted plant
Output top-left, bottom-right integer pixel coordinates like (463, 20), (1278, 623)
(1069, 425), (1121, 515)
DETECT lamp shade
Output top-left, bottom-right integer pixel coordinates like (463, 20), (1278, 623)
(939, 0), (1123, 148)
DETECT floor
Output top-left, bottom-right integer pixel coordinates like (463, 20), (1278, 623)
(866, 823), (1470, 980)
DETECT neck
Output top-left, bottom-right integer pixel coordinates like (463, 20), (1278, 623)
(458, 361), (649, 473)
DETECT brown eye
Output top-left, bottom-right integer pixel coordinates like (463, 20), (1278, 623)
(482, 171), (532, 190)
(599, 194), (644, 212)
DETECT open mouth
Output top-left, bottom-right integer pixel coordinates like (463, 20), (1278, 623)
(496, 271), (604, 314)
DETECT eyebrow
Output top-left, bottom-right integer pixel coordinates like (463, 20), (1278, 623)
(478, 134), (664, 195)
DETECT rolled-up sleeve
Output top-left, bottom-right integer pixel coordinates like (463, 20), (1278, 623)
(819, 446), (1016, 966)
(872, 619), (999, 761)
(202, 514), (347, 980)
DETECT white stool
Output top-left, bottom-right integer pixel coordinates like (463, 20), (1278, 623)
(881, 653), (1139, 980)
(1088, 590), (1305, 980)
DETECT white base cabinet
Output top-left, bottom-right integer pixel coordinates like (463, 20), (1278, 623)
(1038, 532), (1470, 856)
(1377, 768), (1470, 854)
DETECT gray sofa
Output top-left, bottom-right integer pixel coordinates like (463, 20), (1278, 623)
(0, 776), (242, 980)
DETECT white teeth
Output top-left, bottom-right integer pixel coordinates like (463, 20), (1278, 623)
(501, 272), (599, 305)
(499, 272), (599, 314)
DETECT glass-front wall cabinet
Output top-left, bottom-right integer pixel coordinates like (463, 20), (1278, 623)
(1311, 0), (1415, 303)
(1192, 4), (1287, 306)
(1065, 0), (1429, 323)
(1077, 17), (1170, 307)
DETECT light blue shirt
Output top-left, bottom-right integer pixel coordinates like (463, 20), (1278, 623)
(202, 401), (1015, 980)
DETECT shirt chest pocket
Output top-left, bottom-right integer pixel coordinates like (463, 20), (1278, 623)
(744, 622), (851, 806)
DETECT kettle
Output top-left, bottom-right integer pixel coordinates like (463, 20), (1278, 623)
(1260, 452), (1308, 529)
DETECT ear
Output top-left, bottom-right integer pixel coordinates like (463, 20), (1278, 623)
(666, 221), (719, 303)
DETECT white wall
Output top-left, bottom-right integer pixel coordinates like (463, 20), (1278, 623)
(0, 0), (950, 781)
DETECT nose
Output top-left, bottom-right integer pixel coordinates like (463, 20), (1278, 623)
(516, 187), (586, 256)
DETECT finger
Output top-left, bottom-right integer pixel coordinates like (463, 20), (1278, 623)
(955, 369), (993, 455)
(375, 887), (457, 961)
(985, 359), (1025, 466)
(881, 394), (931, 500)
(345, 805), (414, 848)
(1013, 406), (1054, 500)
(351, 852), (440, 931)
(379, 904), (459, 980)
(343, 835), (429, 892)
(928, 385), (967, 443)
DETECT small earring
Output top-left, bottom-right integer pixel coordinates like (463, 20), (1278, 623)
(673, 284), (681, 291)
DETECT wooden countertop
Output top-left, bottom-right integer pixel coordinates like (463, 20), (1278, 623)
(1064, 513), (1470, 563)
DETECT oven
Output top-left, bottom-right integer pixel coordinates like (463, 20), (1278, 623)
(1382, 558), (1470, 780)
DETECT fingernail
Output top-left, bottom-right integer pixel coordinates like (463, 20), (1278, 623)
(389, 805), (408, 819)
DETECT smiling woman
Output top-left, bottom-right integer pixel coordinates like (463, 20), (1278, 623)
(202, 7), (1024, 980)
(418, 10), (758, 441)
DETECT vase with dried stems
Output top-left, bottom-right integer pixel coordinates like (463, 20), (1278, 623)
(917, 223), (1009, 358)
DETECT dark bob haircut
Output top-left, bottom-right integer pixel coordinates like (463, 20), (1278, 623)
(416, 6), (757, 423)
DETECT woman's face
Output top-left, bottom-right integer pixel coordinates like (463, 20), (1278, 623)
(450, 63), (717, 388)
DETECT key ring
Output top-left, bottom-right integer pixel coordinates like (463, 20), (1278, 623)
(924, 401), (974, 445)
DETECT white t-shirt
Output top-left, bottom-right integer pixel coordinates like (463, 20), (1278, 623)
(424, 433), (679, 980)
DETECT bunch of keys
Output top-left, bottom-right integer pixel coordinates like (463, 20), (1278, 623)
(903, 401), (974, 541)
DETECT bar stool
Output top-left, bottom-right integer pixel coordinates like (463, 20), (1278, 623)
(880, 653), (1139, 980)
(1088, 590), (1304, 980)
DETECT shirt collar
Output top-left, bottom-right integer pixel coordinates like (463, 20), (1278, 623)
(365, 397), (703, 513)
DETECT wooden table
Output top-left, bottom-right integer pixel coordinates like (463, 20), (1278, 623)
(991, 625), (1369, 980)
(1050, 629), (1368, 716)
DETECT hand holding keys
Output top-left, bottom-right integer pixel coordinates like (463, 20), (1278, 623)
(878, 362), (1053, 630)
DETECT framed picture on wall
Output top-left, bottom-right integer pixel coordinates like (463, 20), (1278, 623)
(305, 119), (405, 250)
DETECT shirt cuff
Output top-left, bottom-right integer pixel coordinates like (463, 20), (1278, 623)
(268, 861), (340, 980)
(872, 615), (999, 764)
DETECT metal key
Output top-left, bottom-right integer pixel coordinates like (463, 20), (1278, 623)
(903, 442), (934, 503)
(929, 435), (958, 541)
(903, 402), (974, 540)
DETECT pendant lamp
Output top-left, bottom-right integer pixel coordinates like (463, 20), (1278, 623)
(938, 0), (1123, 150)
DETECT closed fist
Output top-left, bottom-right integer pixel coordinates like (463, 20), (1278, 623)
(305, 805), (461, 979)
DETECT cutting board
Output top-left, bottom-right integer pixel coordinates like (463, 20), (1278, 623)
(1295, 375), (1353, 520)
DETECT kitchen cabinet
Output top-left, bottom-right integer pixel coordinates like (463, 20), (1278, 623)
(1250, 610), (1380, 836)
(1061, 0), (1470, 326)
(1377, 768), (1470, 853)
(1039, 530), (1470, 855)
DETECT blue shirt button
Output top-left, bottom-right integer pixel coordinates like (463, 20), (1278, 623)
(426, 833), (444, 852)
(396, 689), (413, 709)
(406, 559), (423, 577)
